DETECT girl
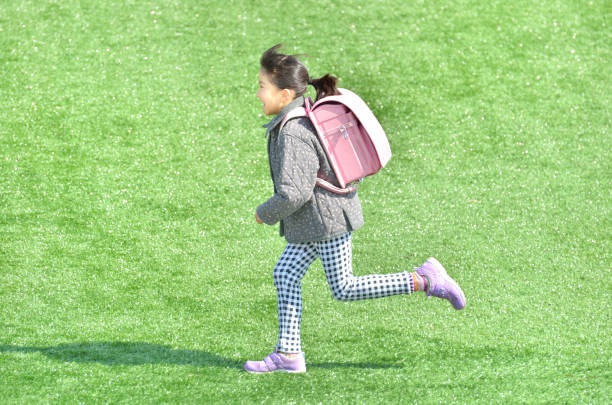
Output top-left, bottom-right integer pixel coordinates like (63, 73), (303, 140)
(245, 44), (465, 373)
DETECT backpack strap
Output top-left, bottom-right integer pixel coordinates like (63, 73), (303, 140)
(279, 107), (307, 132)
(279, 105), (358, 195)
(315, 178), (357, 194)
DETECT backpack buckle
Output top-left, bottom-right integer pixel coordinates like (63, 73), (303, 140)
(339, 122), (354, 139)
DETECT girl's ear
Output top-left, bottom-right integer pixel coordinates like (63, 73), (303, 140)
(281, 88), (296, 102)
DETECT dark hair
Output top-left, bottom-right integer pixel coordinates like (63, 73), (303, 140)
(260, 44), (340, 102)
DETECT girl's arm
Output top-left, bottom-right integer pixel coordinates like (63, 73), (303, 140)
(256, 132), (318, 225)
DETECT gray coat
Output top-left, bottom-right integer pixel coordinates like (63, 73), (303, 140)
(256, 96), (364, 243)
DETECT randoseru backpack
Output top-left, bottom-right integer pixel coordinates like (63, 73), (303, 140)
(279, 88), (391, 194)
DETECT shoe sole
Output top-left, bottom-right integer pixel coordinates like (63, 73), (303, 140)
(245, 369), (306, 374)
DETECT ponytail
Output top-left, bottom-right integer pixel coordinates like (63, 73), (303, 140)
(308, 74), (341, 102)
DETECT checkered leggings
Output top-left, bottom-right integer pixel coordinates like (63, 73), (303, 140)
(274, 232), (415, 353)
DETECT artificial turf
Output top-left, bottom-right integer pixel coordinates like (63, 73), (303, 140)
(1, 0), (610, 403)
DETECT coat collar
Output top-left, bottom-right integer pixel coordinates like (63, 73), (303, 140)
(263, 96), (305, 138)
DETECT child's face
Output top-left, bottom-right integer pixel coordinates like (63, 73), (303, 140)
(257, 69), (290, 116)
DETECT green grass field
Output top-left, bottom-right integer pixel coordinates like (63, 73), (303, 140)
(1, 0), (610, 403)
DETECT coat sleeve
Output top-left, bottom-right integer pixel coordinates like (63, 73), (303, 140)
(256, 130), (319, 225)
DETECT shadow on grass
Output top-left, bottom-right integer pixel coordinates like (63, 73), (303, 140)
(309, 361), (401, 369)
(0, 342), (243, 369)
(0, 342), (400, 370)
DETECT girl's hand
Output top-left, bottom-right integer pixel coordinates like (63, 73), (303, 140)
(255, 212), (264, 224)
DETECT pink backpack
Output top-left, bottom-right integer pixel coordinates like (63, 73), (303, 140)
(280, 88), (392, 194)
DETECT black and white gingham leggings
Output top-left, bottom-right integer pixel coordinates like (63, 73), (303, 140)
(274, 232), (415, 353)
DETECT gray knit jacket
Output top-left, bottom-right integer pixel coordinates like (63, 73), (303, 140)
(256, 96), (364, 243)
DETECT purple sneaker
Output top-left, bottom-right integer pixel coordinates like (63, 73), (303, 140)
(244, 350), (306, 373)
(416, 257), (466, 310)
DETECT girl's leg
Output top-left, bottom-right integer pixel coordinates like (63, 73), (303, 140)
(273, 242), (318, 353)
(317, 233), (416, 301)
